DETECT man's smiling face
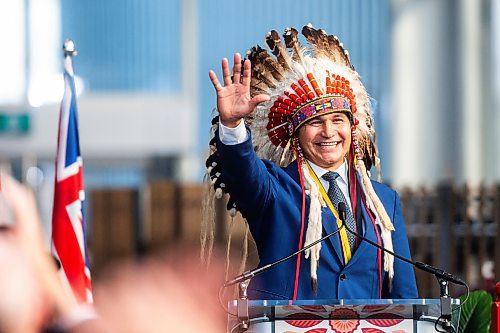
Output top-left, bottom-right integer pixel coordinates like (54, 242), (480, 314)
(297, 112), (351, 171)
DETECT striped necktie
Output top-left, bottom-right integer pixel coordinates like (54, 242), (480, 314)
(322, 171), (357, 252)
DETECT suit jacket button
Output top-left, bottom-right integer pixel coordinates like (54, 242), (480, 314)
(340, 274), (347, 281)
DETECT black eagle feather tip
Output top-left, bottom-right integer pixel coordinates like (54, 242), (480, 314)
(302, 25), (354, 69)
(301, 25), (321, 43)
(254, 47), (285, 81)
(226, 198), (237, 212)
(211, 115), (219, 126)
(209, 136), (217, 147)
(212, 175), (225, 190)
(283, 27), (305, 65)
(311, 277), (318, 294)
(265, 30), (292, 71)
(205, 151), (219, 168)
(301, 25), (331, 59)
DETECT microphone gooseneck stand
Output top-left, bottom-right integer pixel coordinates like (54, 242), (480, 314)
(224, 226), (344, 332)
(337, 202), (467, 333)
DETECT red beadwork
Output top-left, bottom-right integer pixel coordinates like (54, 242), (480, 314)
(298, 79), (315, 100)
(277, 96), (298, 109)
(326, 76), (333, 94)
(274, 101), (294, 112)
(291, 83), (308, 101)
(270, 105), (291, 115)
(307, 73), (324, 97)
(284, 91), (303, 105)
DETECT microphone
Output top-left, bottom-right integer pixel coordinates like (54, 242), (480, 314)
(224, 225), (344, 287)
(337, 202), (466, 286)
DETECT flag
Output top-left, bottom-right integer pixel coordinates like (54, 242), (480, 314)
(51, 50), (92, 304)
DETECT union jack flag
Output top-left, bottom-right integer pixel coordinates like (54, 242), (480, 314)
(51, 52), (92, 303)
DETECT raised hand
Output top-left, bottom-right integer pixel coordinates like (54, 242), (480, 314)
(209, 53), (269, 128)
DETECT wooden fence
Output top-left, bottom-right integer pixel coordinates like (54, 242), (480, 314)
(399, 184), (500, 298)
(87, 182), (500, 298)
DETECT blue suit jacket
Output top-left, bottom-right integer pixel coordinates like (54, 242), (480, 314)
(217, 131), (418, 300)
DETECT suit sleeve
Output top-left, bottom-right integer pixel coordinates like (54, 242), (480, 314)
(385, 191), (419, 299)
(215, 128), (277, 223)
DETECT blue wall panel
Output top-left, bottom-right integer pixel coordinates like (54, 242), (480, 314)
(61, 0), (181, 92)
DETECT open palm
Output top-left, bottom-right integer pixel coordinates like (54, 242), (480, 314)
(209, 53), (269, 127)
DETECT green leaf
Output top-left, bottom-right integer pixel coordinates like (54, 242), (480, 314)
(458, 290), (492, 333)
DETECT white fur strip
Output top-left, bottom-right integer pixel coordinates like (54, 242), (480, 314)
(302, 163), (323, 282)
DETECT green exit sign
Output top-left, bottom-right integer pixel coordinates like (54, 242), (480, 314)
(0, 112), (30, 134)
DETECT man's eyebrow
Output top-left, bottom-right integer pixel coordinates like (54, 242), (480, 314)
(333, 114), (349, 121)
(310, 113), (346, 122)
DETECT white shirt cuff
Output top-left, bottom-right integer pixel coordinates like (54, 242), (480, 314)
(219, 120), (248, 145)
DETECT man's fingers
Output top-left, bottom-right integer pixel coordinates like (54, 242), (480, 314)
(249, 94), (270, 111)
(208, 70), (223, 92)
(221, 58), (232, 87)
(241, 59), (252, 87)
(232, 53), (242, 84)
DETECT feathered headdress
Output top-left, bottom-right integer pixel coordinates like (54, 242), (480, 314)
(202, 24), (395, 294)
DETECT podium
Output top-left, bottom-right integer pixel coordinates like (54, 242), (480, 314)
(228, 299), (460, 333)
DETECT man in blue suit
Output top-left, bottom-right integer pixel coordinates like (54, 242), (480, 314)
(207, 26), (418, 300)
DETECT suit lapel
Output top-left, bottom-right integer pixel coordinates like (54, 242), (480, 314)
(344, 200), (375, 268)
(321, 208), (344, 264)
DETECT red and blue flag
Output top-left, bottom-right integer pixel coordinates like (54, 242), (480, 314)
(51, 55), (92, 304)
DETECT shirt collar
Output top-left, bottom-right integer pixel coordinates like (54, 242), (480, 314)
(307, 159), (349, 185)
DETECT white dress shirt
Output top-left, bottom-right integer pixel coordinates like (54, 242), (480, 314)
(307, 160), (353, 212)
